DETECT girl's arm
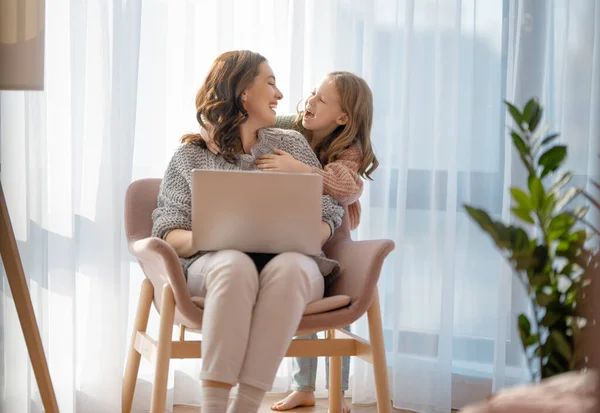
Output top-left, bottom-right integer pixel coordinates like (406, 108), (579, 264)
(256, 142), (364, 205)
(310, 144), (364, 204)
(269, 129), (344, 238)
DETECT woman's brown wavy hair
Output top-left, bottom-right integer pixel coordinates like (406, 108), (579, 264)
(293, 71), (378, 179)
(181, 50), (267, 163)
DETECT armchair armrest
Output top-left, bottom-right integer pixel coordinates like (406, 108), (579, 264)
(129, 237), (202, 323)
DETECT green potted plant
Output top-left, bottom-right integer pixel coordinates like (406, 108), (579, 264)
(464, 97), (599, 381)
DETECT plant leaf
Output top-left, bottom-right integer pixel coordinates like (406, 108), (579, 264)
(547, 353), (569, 375)
(464, 206), (506, 247)
(511, 132), (530, 156)
(532, 245), (549, 273)
(512, 252), (538, 271)
(530, 273), (550, 288)
(541, 311), (561, 328)
(539, 146), (567, 178)
(531, 124), (550, 145)
(548, 213), (576, 241)
(541, 133), (560, 147)
(511, 207), (535, 224)
(511, 188), (533, 210)
(506, 101), (524, 131)
(549, 330), (573, 362)
(529, 175), (545, 209)
(536, 291), (555, 307)
(550, 171), (573, 194)
(565, 289), (578, 307)
(512, 227), (531, 251)
(525, 335), (538, 347)
(572, 206), (589, 219)
(555, 186), (583, 212)
(523, 98), (542, 131)
(556, 239), (570, 254)
(569, 230), (587, 247)
(495, 222), (512, 247)
(560, 263), (574, 277)
(542, 192), (556, 218)
(518, 314), (533, 348)
(518, 314), (531, 335)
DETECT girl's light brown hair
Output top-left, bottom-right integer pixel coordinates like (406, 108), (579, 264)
(181, 50), (267, 163)
(293, 71), (378, 179)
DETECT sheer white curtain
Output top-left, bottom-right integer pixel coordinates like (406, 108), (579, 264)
(0, 0), (141, 412)
(351, 1), (599, 412)
(1, 1), (598, 413)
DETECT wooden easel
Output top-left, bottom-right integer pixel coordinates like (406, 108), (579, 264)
(0, 182), (59, 412)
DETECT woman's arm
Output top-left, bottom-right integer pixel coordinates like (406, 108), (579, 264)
(321, 194), (344, 240)
(151, 145), (196, 257)
(165, 229), (195, 258)
(310, 144), (364, 204)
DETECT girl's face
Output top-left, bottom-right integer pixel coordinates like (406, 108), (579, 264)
(302, 76), (348, 132)
(243, 62), (284, 128)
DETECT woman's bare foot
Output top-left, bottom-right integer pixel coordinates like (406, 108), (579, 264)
(271, 391), (316, 411)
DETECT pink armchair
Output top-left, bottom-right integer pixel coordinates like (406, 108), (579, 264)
(121, 178), (395, 413)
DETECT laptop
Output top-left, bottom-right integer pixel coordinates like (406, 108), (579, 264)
(191, 169), (323, 256)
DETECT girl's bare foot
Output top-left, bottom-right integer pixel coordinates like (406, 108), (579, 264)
(327, 392), (351, 413)
(335, 395), (351, 413)
(271, 391), (316, 411)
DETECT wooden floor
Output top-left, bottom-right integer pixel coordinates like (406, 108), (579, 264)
(173, 393), (422, 412)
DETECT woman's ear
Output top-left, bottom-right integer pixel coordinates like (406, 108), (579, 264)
(336, 113), (349, 125)
(241, 92), (248, 102)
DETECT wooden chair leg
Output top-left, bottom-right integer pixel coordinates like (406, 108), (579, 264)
(122, 279), (154, 413)
(0, 184), (60, 413)
(368, 291), (392, 413)
(327, 329), (343, 413)
(150, 284), (176, 413)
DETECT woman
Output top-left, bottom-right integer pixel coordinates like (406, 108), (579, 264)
(151, 50), (344, 413)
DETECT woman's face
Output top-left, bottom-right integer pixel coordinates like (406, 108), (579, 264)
(242, 62), (283, 128)
(302, 76), (347, 131)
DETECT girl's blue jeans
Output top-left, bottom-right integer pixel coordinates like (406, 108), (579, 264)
(291, 325), (351, 391)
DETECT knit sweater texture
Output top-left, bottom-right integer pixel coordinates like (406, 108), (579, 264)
(275, 115), (364, 229)
(152, 127), (344, 279)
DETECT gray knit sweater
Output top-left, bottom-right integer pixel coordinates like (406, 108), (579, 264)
(151, 127), (344, 279)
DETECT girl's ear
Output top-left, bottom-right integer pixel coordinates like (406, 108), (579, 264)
(336, 113), (349, 126)
(241, 92), (248, 102)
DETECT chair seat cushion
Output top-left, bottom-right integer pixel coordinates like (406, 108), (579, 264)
(190, 294), (351, 315)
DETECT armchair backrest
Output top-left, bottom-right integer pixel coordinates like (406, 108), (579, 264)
(124, 178), (162, 242)
(323, 205), (351, 256)
(124, 177), (352, 246)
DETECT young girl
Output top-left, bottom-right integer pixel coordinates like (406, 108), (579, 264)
(202, 71), (378, 413)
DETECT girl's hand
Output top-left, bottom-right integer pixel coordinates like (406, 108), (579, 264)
(200, 123), (220, 155)
(255, 149), (312, 173)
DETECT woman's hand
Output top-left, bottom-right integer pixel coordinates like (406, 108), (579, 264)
(165, 229), (197, 258)
(200, 123), (220, 155)
(320, 221), (332, 246)
(256, 149), (312, 173)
